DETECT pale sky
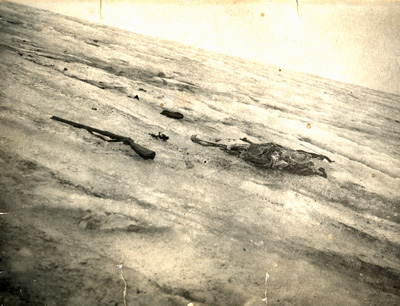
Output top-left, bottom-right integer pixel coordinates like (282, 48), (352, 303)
(9, 1), (400, 95)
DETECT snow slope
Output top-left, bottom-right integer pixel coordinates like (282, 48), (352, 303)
(1, 2), (399, 305)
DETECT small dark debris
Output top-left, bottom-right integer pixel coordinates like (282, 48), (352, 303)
(128, 95), (140, 100)
(63, 68), (68, 71)
(7, 20), (22, 25)
(318, 167), (327, 178)
(161, 110), (184, 119)
(22, 161), (38, 171)
(91, 107), (97, 111)
(158, 72), (166, 78)
(86, 39), (99, 46)
(64, 50), (67, 53)
(149, 132), (169, 141)
(139, 88), (147, 92)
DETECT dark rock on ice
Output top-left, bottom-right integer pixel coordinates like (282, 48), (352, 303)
(161, 110), (184, 119)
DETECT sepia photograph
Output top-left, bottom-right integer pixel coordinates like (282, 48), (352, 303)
(0, 0), (399, 305)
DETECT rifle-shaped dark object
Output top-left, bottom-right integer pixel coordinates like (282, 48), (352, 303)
(51, 116), (156, 160)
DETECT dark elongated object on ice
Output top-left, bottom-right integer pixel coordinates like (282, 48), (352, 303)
(191, 135), (333, 178)
(51, 116), (156, 160)
(160, 110), (184, 119)
(149, 132), (169, 141)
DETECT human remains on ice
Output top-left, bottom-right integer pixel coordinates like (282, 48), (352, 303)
(191, 135), (333, 178)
